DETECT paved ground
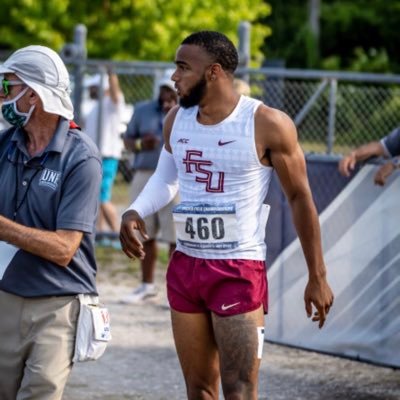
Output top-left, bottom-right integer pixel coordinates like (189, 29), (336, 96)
(63, 276), (400, 400)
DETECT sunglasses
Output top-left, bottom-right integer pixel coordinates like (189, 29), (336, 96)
(1, 79), (25, 96)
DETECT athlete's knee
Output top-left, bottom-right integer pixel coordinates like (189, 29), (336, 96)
(186, 383), (219, 400)
(184, 373), (219, 400)
(222, 382), (257, 400)
(220, 369), (258, 400)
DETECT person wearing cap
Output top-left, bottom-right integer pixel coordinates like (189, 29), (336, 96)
(0, 45), (102, 399)
(121, 70), (178, 303)
(83, 70), (126, 246)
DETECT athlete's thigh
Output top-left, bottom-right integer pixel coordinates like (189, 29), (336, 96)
(212, 306), (265, 389)
(171, 310), (220, 387)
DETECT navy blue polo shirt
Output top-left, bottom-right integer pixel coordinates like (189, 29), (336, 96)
(0, 119), (102, 297)
(124, 100), (164, 170)
(381, 127), (400, 157)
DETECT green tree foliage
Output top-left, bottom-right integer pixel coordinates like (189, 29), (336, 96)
(261, 1), (310, 68)
(263, 0), (400, 73)
(0, 0), (271, 64)
(319, 0), (398, 72)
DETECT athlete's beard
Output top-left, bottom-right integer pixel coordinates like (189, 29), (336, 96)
(179, 76), (207, 109)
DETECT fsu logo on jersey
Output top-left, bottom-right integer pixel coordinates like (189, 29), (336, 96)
(182, 150), (224, 193)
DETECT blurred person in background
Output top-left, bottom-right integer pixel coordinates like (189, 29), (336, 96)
(121, 71), (179, 303)
(84, 70), (126, 248)
(338, 126), (400, 185)
(233, 77), (251, 96)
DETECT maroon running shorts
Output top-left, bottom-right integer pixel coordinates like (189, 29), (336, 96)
(166, 251), (268, 316)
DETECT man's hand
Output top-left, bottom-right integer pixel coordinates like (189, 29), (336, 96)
(141, 133), (161, 151)
(374, 162), (396, 186)
(304, 276), (334, 329)
(338, 153), (357, 177)
(119, 210), (149, 260)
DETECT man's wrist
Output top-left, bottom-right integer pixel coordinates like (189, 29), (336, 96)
(392, 158), (400, 169)
(308, 266), (327, 281)
(122, 208), (141, 220)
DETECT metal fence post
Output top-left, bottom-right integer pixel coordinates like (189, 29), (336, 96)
(237, 21), (251, 82)
(327, 78), (337, 154)
(60, 24), (87, 125)
(96, 67), (107, 151)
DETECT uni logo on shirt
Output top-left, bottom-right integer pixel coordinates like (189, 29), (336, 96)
(39, 168), (61, 190)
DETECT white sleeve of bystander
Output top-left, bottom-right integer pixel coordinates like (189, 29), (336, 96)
(125, 148), (179, 218)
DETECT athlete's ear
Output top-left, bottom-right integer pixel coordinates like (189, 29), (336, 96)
(208, 63), (222, 81)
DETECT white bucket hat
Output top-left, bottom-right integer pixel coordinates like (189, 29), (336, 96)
(0, 45), (74, 120)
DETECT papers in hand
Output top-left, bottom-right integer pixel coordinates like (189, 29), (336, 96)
(0, 241), (18, 279)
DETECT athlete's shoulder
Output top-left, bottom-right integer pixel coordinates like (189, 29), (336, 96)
(163, 105), (181, 151)
(164, 104), (181, 127)
(254, 103), (298, 151)
(255, 103), (295, 130)
(255, 104), (296, 136)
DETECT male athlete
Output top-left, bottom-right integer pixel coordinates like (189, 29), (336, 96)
(120, 31), (334, 400)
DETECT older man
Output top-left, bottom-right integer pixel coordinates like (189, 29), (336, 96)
(0, 46), (102, 399)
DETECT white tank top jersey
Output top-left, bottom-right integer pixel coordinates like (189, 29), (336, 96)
(170, 95), (273, 260)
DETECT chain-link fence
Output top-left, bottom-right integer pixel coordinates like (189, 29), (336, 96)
(251, 69), (400, 155)
(75, 60), (400, 156)
(59, 60), (400, 200)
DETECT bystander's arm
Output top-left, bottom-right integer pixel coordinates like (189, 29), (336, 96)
(0, 216), (82, 267)
(374, 157), (400, 186)
(108, 70), (122, 105)
(338, 141), (385, 177)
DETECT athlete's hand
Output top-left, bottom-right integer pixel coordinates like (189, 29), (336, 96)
(304, 276), (334, 329)
(119, 210), (149, 260)
(338, 153), (357, 177)
(374, 162), (395, 186)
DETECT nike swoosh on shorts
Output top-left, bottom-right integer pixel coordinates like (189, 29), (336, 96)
(221, 302), (241, 311)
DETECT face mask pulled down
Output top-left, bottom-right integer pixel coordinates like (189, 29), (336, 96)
(2, 87), (35, 127)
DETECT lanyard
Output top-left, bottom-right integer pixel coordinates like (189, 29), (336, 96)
(12, 147), (49, 221)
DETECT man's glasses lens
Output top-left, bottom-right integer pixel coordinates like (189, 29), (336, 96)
(2, 80), (10, 96)
(2, 79), (24, 96)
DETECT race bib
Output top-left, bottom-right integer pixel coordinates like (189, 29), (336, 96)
(173, 202), (239, 250)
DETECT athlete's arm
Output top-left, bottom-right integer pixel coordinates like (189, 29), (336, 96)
(255, 105), (334, 328)
(120, 106), (180, 259)
(163, 104), (180, 152)
(338, 141), (385, 177)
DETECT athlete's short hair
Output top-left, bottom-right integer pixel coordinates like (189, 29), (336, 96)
(181, 31), (239, 74)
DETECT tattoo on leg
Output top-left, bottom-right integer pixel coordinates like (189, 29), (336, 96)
(212, 312), (262, 396)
